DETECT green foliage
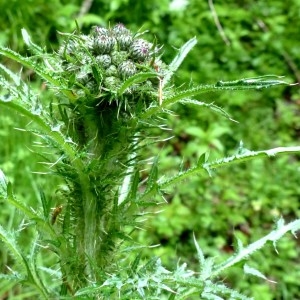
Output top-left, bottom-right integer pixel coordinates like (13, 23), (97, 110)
(0, 0), (80, 50)
(0, 1), (300, 299)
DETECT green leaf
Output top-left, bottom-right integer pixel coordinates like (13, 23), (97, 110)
(203, 146), (300, 170)
(91, 64), (102, 85)
(117, 72), (158, 95)
(0, 47), (75, 101)
(144, 157), (158, 194)
(0, 98), (82, 176)
(6, 187), (55, 237)
(0, 76), (21, 101)
(0, 64), (21, 86)
(200, 258), (214, 281)
(193, 233), (205, 265)
(141, 76), (291, 120)
(168, 293), (176, 300)
(21, 28), (44, 54)
(179, 98), (236, 122)
(197, 152), (209, 166)
(118, 151), (138, 205)
(139, 146), (300, 197)
(212, 218), (300, 276)
(214, 75), (290, 90)
(75, 284), (106, 296)
(0, 225), (25, 269)
(39, 189), (50, 219)
(130, 253), (142, 275)
(202, 281), (253, 300)
(162, 37), (197, 87)
(244, 264), (276, 283)
(130, 170), (140, 200)
(0, 169), (8, 200)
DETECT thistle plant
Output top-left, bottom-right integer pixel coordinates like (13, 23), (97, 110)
(0, 24), (299, 299)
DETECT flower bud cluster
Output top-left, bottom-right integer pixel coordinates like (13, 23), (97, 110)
(58, 24), (165, 108)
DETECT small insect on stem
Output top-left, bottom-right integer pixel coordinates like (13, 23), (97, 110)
(51, 205), (63, 225)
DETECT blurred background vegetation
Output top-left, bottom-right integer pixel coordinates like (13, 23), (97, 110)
(0, 0), (299, 298)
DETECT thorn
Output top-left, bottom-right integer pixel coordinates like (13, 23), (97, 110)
(158, 76), (163, 105)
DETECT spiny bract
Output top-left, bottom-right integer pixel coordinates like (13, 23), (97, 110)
(58, 24), (166, 111)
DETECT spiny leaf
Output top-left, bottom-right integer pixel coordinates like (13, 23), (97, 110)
(202, 280), (254, 300)
(75, 277), (121, 296)
(201, 293), (223, 300)
(179, 98), (237, 122)
(0, 47), (75, 100)
(199, 258), (214, 281)
(21, 28), (44, 54)
(129, 170), (140, 201)
(193, 233), (205, 265)
(214, 75), (290, 90)
(162, 37), (197, 87)
(234, 237), (244, 253)
(0, 76), (22, 101)
(162, 85), (216, 107)
(141, 76), (291, 120)
(144, 157), (159, 194)
(0, 47), (51, 82)
(120, 244), (160, 253)
(62, 204), (71, 236)
(26, 233), (50, 297)
(212, 218), (300, 277)
(0, 73), (43, 116)
(6, 187), (55, 237)
(130, 253), (142, 276)
(0, 47), (33, 69)
(168, 293), (176, 300)
(0, 273), (22, 281)
(7, 190), (40, 220)
(166, 76), (289, 105)
(0, 169), (8, 199)
(203, 146), (300, 170)
(91, 64), (102, 85)
(75, 286), (102, 296)
(117, 72), (158, 95)
(0, 276), (22, 299)
(0, 98), (82, 175)
(118, 151), (137, 206)
(243, 264), (276, 283)
(0, 225), (25, 269)
(39, 189), (50, 219)
(0, 63), (21, 86)
(151, 146), (300, 193)
(197, 152), (209, 166)
(138, 256), (159, 274)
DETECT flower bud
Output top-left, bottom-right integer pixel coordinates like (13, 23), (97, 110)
(111, 50), (128, 66)
(91, 26), (110, 38)
(106, 65), (118, 77)
(118, 60), (137, 78)
(94, 35), (116, 54)
(130, 39), (151, 61)
(117, 34), (133, 51)
(112, 23), (131, 36)
(96, 55), (112, 69)
(103, 76), (121, 91)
